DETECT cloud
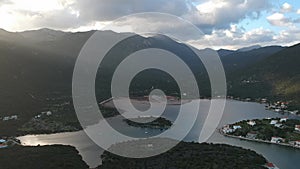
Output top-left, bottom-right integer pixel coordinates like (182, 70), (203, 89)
(281, 2), (292, 13)
(2, 0), (299, 49)
(0, 0), (274, 36)
(188, 25), (300, 50)
(273, 28), (300, 46)
(297, 9), (300, 14)
(0, 0), (13, 6)
(267, 12), (292, 27)
(0, 0), (83, 31)
(190, 27), (275, 49)
(184, 0), (272, 33)
(72, 0), (190, 21)
(0, 0), (274, 34)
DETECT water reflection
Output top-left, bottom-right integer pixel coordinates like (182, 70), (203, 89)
(18, 99), (300, 169)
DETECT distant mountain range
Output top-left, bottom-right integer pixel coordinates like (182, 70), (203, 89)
(0, 28), (299, 125)
(237, 45), (262, 52)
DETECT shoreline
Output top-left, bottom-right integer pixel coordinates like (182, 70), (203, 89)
(15, 97), (299, 138)
(100, 96), (300, 116)
(99, 96), (193, 107)
(219, 128), (300, 150)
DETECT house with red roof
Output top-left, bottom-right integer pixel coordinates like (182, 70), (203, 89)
(265, 162), (279, 169)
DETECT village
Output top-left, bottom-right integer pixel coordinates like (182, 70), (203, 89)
(221, 117), (300, 149)
(0, 111), (53, 122)
(265, 101), (299, 115)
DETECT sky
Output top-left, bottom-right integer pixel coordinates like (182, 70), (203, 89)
(0, 0), (299, 49)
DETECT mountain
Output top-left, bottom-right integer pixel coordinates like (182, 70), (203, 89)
(0, 28), (24, 42)
(0, 29), (96, 135)
(217, 49), (235, 57)
(0, 28), (298, 135)
(219, 46), (284, 72)
(20, 28), (68, 42)
(229, 43), (300, 109)
(0, 29), (212, 135)
(0, 28), (291, 107)
(237, 45), (261, 52)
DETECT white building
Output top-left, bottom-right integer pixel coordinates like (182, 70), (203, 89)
(279, 117), (288, 122)
(11, 115), (18, 120)
(222, 125), (234, 134)
(233, 125), (242, 130)
(247, 120), (256, 126)
(274, 123), (283, 128)
(147, 144), (153, 148)
(46, 111), (52, 116)
(35, 115), (41, 119)
(271, 137), (284, 143)
(274, 109), (281, 112)
(3, 117), (9, 121)
(270, 120), (278, 125)
(295, 125), (300, 132)
(295, 141), (300, 147)
(3, 115), (18, 121)
(261, 98), (267, 103)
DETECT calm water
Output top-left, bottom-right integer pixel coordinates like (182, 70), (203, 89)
(18, 99), (300, 169)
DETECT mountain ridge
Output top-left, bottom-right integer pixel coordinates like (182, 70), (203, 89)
(0, 28), (299, 136)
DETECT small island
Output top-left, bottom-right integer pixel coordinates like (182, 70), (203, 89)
(221, 117), (300, 148)
(124, 116), (172, 129)
(98, 138), (268, 169)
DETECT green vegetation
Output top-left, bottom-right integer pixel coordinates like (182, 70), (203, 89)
(18, 115), (82, 135)
(230, 118), (300, 142)
(0, 29), (299, 138)
(228, 43), (300, 111)
(98, 138), (267, 169)
(0, 145), (88, 169)
(124, 117), (172, 129)
(100, 106), (121, 118)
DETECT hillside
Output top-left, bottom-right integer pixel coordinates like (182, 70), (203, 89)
(0, 145), (88, 169)
(219, 46), (284, 73)
(98, 138), (267, 169)
(0, 28), (298, 136)
(0, 29), (93, 136)
(229, 43), (300, 109)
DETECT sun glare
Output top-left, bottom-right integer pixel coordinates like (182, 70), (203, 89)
(0, 6), (16, 31)
(0, 0), (74, 31)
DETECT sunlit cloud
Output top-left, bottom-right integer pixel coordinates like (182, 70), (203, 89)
(267, 12), (292, 27)
(281, 2), (292, 13)
(0, 0), (299, 49)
